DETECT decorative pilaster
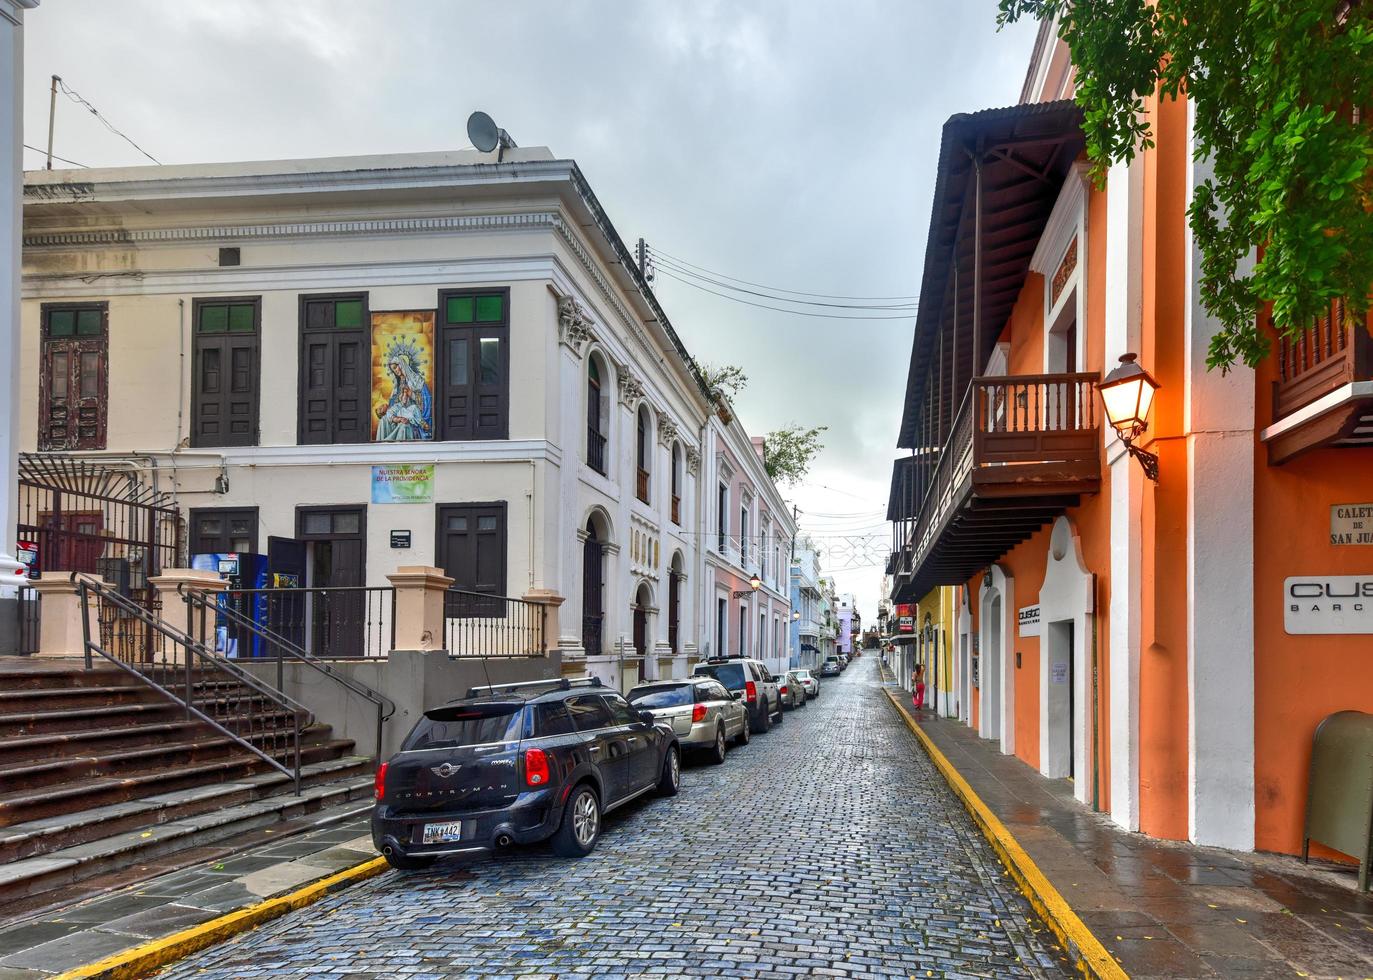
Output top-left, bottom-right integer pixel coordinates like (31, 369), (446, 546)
(616, 366), (645, 406)
(685, 446), (701, 476)
(557, 296), (594, 355)
(657, 416), (679, 443)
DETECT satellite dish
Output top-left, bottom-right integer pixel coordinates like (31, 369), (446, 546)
(467, 111), (501, 153)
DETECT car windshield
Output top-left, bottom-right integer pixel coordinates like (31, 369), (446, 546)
(402, 703), (525, 751)
(628, 685), (693, 708)
(694, 663), (745, 690)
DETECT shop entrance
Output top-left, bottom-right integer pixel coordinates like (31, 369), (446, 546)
(1046, 619), (1076, 780)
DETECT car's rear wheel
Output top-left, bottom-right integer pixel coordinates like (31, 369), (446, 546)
(735, 717), (751, 745)
(709, 726), (727, 764)
(551, 785), (600, 857)
(752, 703), (771, 734)
(382, 851), (437, 871)
(774, 697), (785, 724)
(658, 746), (681, 795)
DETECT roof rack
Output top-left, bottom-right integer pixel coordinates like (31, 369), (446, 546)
(464, 676), (602, 700)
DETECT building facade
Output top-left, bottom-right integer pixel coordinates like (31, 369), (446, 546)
(17, 147), (791, 688)
(888, 17), (1373, 859)
(790, 542), (824, 670)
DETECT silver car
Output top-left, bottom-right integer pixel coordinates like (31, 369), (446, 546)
(775, 671), (806, 710)
(628, 678), (749, 764)
(793, 668), (820, 699)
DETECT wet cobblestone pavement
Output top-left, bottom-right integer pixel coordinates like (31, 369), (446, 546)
(157, 659), (1069, 979)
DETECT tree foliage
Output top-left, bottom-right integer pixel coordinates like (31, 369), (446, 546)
(997, 0), (1373, 370)
(763, 424), (828, 486)
(691, 360), (749, 405)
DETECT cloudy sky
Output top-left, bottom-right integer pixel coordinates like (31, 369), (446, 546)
(20, 1), (1038, 620)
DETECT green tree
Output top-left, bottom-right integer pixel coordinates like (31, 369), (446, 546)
(762, 424), (828, 486)
(691, 360), (749, 405)
(996, 1), (1373, 370)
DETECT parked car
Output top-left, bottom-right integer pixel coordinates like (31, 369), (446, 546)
(793, 668), (820, 699)
(627, 678), (749, 763)
(819, 657), (841, 678)
(372, 677), (681, 868)
(692, 658), (782, 732)
(775, 671), (803, 710)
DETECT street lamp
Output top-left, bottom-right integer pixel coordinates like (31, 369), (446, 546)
(792, 609), (801, 621)
(1097, 353), (1160, 481)
(731, 574), (762, 599)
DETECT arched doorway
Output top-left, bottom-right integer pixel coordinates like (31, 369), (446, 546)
(582, 517), (604, 655)
(668, 552), (684, 654)
(978, 564), (1015, 753)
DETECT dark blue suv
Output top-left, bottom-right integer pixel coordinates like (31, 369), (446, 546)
(372, 678), (680, 867)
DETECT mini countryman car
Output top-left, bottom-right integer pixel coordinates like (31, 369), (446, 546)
(372, 678), (680, 868)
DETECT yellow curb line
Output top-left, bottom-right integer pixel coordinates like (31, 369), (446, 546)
(52, 856), (389, 980)
(883, 689), (1127, 980)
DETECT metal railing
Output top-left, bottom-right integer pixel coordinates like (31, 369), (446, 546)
(216, 586), (395, 659)
(16, 585), (40, 655)
(445, 588), (546, 658)
(180, 585), (394, 766)
(636, 468), (650, 503)
(1274, 298), (1371, 417)
(76, 575), (306, 794)
(583, 614), (603, 656)
(671, 494), (681, 525)
(588, 427), (607, 474)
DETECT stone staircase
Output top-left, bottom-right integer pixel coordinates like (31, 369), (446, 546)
(0, 664), (374, 912)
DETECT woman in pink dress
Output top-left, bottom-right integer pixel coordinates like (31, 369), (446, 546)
(911, 664), (926, 711)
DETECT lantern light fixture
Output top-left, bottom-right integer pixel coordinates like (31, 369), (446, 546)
(732, 574), (764, 599)
(1096, 353), (1160, 481)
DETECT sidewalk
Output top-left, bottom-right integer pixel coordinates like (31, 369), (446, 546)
(882, 675), (1373, 979)
(0, 808), (378, 978)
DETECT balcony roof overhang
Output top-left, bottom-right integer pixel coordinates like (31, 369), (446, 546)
(897, 101), (1085, 450)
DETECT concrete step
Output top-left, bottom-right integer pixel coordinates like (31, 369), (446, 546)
(0, 685), (163, 713)
(0, 766), (375, 907)
(0, 755), (371, 864)
(0, 667), (143, 692)
(0, 720), (212, 766)
(0, 701), (186, 737)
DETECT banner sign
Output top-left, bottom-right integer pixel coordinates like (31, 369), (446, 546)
(371, 463), (434, 504)
(371, 310), (435, 442)
(1284, 575), (1373, 634)
(895, 603), (915, 634)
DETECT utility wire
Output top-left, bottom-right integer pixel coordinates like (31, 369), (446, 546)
(651, 253), (917, 311)
(23, 143), (87, 168)
(57, 79), (161, 165)
(650, 246), (920, 301)
(655, 268), (917, 321)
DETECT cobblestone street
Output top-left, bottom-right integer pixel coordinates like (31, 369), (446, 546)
(158, 660), (1068, 979)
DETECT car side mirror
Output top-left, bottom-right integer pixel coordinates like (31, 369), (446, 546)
(729, 690), (742, 701)
(639, 710), (656, 724)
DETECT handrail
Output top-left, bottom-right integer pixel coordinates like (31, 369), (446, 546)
(179, 585), (396, 768)
(76, 575), (303, 794)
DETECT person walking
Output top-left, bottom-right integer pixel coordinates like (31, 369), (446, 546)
(911, 664), (926, 711)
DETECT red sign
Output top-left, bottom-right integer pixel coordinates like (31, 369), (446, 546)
(895, 603), (915, 634)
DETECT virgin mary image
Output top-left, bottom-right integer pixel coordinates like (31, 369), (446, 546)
(375, 337), (433, 441)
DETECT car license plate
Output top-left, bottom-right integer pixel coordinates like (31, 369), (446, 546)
(421, 821), (463, 844)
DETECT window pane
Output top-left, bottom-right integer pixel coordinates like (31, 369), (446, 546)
(479, 338), (500, 384)
(477, 516), (497, 531)
(588, 359), (600, 384)
(332, 512), (361, 534)
(475, 294), (504, 322)
(302, 512), (331, 535)
(79, 352), (100, 397)
(230, 518), (253, 535)
(50, 353), (69, 398)
(446, 296), (475, 323)
(198, 517), (223, 535)
(199, 305), (228, 333)
(48, 310), (75, 337)
(447, 338), (469, 385)
(447, 516), (468, 531)
(334, 300), (363, 328)
(228, 304), (255, 332)
(76, 310), (103, 336)
(230, 536), (252, 552)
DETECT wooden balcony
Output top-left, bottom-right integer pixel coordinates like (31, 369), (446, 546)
(671, 494), (681, 525)
(636, 468), (650, 504)
(892, 373), (1100, 601)
(1267, 299), (1373, 464)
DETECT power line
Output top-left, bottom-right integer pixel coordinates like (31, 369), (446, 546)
(651, 253), (917, 311)
(22, 143), (86, 168)
(650, 246), (920, 301)
(655, 268), (917, 321)
(56, 78), (160, 165)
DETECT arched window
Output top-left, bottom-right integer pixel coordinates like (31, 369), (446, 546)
(635, 405), (652, 504)
(670, 442), (682, 525)
(587, 356), (607, 475)
(668, 552), (684, 653)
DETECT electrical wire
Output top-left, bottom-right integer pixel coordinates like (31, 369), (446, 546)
(22, 143), (87, 168)
(57, 79), (161, 165)
(650, 254), (917, 311)
(655, 268), (917, 321)
(649, 246), (920, 301)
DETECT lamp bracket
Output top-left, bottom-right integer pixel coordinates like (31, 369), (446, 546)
(1124, 439), (1160, 482)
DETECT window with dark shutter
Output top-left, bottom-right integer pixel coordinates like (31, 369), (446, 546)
(298, 294), (369, 445)
(39, 304), (108, 451)
(193, 298), (260, 447)
(189, 508), (259, 554)
(437, 502), (508, 618)
(437, 289), (508, 440)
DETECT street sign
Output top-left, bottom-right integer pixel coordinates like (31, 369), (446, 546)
(1331, 505), (1373, 545)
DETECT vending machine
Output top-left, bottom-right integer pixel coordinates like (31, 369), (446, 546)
(189, 552), (270, 657)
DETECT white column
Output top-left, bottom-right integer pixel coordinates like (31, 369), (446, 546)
(0, 1), (38, 592)
(1105, 156), (1145, 832)
(556, 347), (586, 654)
(1184, 102), (1256, 850)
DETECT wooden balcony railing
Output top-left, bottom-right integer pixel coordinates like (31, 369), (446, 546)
(588, 427), (607, 475)
(1274, 298), (1372, 419)
(636, 468), (650, 504)
(896, 372), (1100, 590)
(671, 494), (681, 525)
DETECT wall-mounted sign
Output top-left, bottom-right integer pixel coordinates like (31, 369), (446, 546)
(1284, 575), (1373, 634)
(390, 530), (412, 549)
(371, 463), (434, 504)
(1331, 505), (1373, 546)
(1051, 661), (1069, 685)
(1017, 604), (1041, 637)
(895, 603), (915, 634)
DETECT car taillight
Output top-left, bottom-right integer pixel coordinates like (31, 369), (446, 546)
(524, 748), (550, 787)
(745, 680), (757, 703)
(779, 685), (788, 695)
(373, 761), (388, 801)
(692, 703), (707, 723)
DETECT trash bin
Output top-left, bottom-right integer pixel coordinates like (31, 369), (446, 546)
(1304, 710), (1373, 891)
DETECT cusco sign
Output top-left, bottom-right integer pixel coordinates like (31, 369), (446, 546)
(1284, 576), (1373, 634)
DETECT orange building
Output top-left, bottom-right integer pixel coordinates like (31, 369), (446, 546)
(887, 21), (1373, 858)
